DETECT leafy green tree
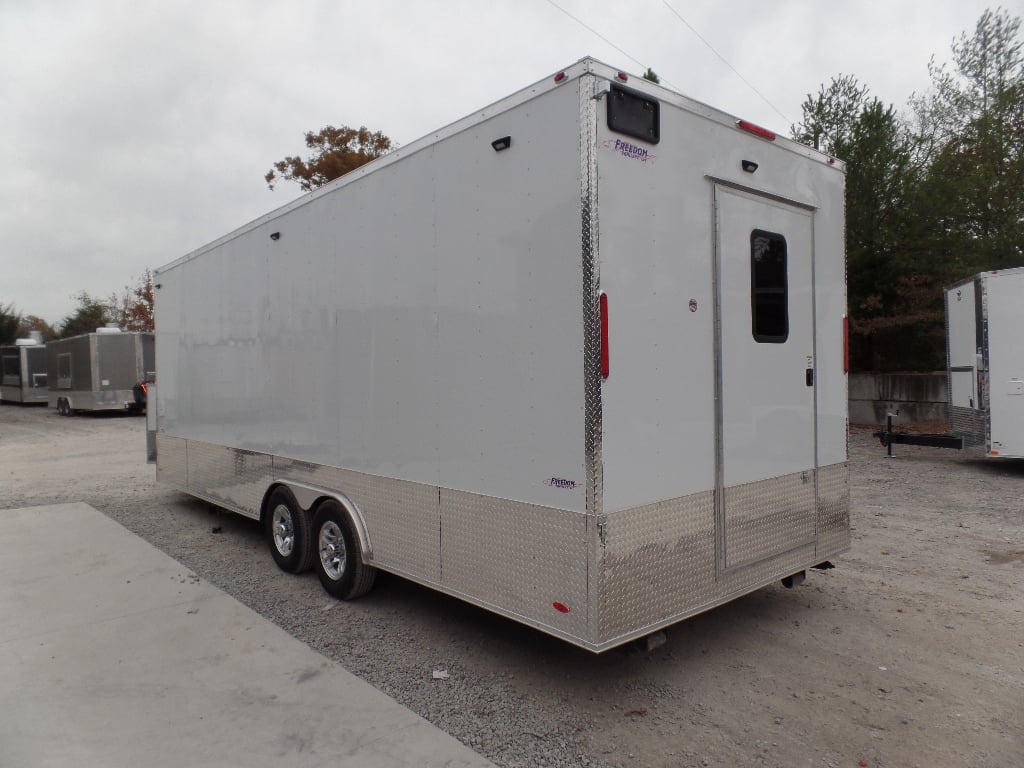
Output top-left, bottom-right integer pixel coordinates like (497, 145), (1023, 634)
(791, 74), (870, 154)
(793, 79), (926, 369)
(265, 125), (394, 192)
(793, 8), (1024, 371)
(59, 292), (112, 338)
(0, 303), (21, 344)
(910, 7), (1024, 275)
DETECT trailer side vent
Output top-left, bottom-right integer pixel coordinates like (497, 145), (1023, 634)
(607, 85), (660, 145)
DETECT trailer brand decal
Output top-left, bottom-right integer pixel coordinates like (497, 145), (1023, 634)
(602, 138), (656, 163)
(545, 477), (579, 490)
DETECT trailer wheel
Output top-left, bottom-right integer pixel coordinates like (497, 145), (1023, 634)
(312, 500), (376, 600)
(264, 487), (312, 573)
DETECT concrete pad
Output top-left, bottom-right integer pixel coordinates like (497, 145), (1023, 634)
(0, 503), (494, 768)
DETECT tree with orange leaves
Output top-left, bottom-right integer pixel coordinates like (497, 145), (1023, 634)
(265, 125), (394, 192)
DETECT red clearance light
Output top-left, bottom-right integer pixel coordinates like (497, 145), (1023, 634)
(553, 71), (566, 83)
(552, 602), (570, 613)
(600, 292), (610, 379)
(737, 120), (776, 141)
(616, 71), (628, 82)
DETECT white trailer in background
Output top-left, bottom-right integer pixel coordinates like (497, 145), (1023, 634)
(47, 328), (155, 415)
(0, 336), (48, 404)
(153, 58), (849, 652)
(946, 268), (1024, 458)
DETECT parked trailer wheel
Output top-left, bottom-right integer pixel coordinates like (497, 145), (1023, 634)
(312, 500), (376, 600)
(264, 487), (312, 573)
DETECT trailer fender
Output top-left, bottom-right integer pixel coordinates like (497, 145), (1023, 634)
(268, 480), (373, 561)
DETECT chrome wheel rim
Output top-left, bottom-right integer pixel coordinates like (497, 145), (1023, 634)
(318, 520), (346, 581)
(271, 504), (294, 557)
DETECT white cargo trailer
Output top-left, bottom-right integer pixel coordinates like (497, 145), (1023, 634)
(153, 58), (849, 651)
(1, 337), (48, 404)
(48, 328), (155, 415)
(946, 268), (1024, 458)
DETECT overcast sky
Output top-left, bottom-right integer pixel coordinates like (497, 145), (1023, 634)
(0, 0), (1007, 326)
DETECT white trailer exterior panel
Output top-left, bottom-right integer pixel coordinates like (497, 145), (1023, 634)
(947, 268), (1024, 458)
(155, 59), (848, 651)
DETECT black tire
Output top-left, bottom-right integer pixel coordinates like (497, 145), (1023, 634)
(56, 398), (64, 416)
(264, 487), (312, 573)
(311, 500), (376, 600)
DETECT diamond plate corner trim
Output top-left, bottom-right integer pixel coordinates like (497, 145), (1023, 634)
(580, 74), (604, 643)
(580, 73), (603, 522)
(816, 461), (850, 557)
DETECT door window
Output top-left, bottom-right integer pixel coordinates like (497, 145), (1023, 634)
(750, 229), (788, 343)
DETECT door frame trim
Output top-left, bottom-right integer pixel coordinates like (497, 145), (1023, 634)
(710, 178), (819, 576)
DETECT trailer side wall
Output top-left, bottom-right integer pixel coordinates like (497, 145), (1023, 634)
(157, 79), (593, 640)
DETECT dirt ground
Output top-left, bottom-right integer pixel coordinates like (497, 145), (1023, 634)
(1, 402), (1021, 768)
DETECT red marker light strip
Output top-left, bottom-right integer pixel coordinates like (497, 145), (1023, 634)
(843, 316), (849, 373)
(600, 292), (610, 379)
(737, 120), (776, 141)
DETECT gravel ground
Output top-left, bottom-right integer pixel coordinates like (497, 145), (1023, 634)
(2, 402), (1022, 767)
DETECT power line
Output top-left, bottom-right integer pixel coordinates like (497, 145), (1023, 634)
(542, 0), (680, 90)
(661, 1), (791, 125)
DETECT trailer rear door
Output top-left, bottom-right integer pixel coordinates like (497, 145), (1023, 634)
(714, 184), (817, 570)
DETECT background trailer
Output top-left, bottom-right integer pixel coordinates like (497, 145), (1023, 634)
(0, 337), (48, 404)
(153, 58), (849, 651)
(48, 328), (154, 415)
(946, 268), (1024, 458)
